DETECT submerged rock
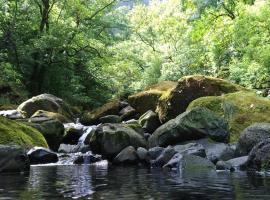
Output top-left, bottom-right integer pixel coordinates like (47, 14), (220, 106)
(149, 107), (229, 147)
(113, 146), (138, 164)
(88, 123), (147, 159)
(157, 75), (245, 122)
(27, 147), (58, 164)
(0, 145), (30, 173)
(236, 123), (270, 156)
(188, 91), (270, 142)
(139, 110), (161, 134)
(17, 94), (73, 119)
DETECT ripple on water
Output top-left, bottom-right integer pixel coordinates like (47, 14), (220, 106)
(1, 165), (270, 199)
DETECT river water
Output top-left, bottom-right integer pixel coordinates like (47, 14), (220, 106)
(1, 162), (270, 200)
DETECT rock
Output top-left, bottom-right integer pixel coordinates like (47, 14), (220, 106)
(247, 139), (270, 170)
(0, 116), (48, 148)
(202, 141), (235, 164)
(188, 91), (270, 142)
(88, 123), (147, 159)
(58, 144), (91, 153)
(139, 110), (161, 133)
(157, 75), (246, 122)
(164, 154), (215, 171)
(128, 81), (177, 115)
(173, 143), (206, 158)
(149, 107), (229, 147)
(99, 115), (122, 124)
(227, 156), (248, 170)
(216, 161), (233, 171)
(30, 110), (72, 123)
(236, 123), (270, 156)
(151, 146), (176, 167)
(113, 146), (138, 164)
(27, 147), (58, 164)
(73, 151), (102, 164)
(17, 94), (73, 119)
(136, 147), (149, 162)
(120, 106), (137, 121)
(80, 100), (121, 125)
(0, 145), (30, 173)
(26, 119), (65, 151)
(148, 147), (164, 160)
(0, 110), (22, 120)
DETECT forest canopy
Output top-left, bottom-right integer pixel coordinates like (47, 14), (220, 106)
(0, 0), (269, 108)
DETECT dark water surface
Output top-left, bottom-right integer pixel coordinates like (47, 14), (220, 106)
(1, 162), (270, 200)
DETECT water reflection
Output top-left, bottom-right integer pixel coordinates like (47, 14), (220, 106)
(1, 164), (270, 199)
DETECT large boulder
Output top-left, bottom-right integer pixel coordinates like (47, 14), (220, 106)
(80, 100), (121, 125)
(157, 75), (246, 122)
(0, 116), (48, 148)
(128, 81), (177, 116)
(139, 110), (161, 134)
(0, 145), (30, 173)
(88, 123), (147, 159)
(26, 119), (65, 151)
(247, 139), (270, 170)
(27, 147), (58, 164)
(236, 123), (270, 156)
(148, 107), (229, 147)
(188, 91), (270, 142)
(113, 146), (139, 164)
(17, 94), (73, 119)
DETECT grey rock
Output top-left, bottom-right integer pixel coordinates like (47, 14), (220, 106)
(216, 161), (233, 171)
(113, 146), (138, 164)
(136, 147), (149, 161)
(100, 115), (122, 123)
(148, 147), (164, 160)
(149, 107), (229, 147)
(151, 146), (176, 167)
(227, 156), (248, 170)
(58, 144), (91, 153)
(173, 143), (206, 158)
(27, 147), (58, 164)
(236, 123), (270, 156)
(139, 110), (161, 133)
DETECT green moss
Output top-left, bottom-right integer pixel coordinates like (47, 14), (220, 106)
(31, 110), (72, 123)
(0, 116), (48, 148)
(128, 81), (177, 115)
(157, 75), (248, 122)
(187, 91), (270, 142)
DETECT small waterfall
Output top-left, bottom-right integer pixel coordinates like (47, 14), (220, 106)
(78, 125), (96, 145)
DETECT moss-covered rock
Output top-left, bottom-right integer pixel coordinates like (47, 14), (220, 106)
(157, 75), (246, 122)
(0, 116), (48, 148)
(128, 81), (177, 116)
(17, 94), (74, 119)
(187, 91), (270, 142)
(81, 100), (121, 125)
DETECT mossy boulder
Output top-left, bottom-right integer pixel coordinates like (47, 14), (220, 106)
(30, 110), (72, 123)
(80, 100), (121, 125)
(0, 116), (48, 148)
(88, 123), (147, 159)
(17, 94), (73, 119)
(157, 75), (246, 122)
(187, 91), (270, 142)
(128, 81), (177, 116)
(26, 119), (65, 151)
